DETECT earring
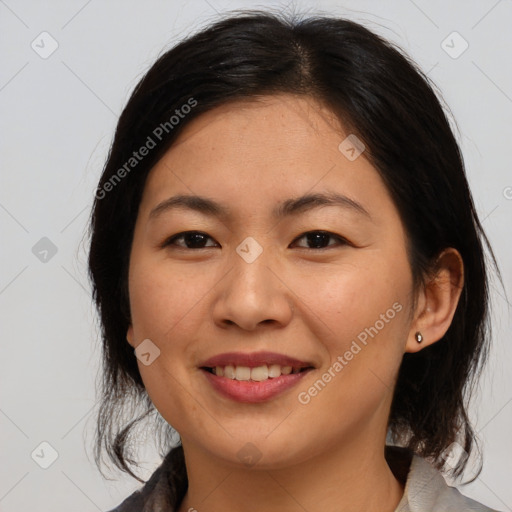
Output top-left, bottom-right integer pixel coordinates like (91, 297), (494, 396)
(415, 331), (423, 344)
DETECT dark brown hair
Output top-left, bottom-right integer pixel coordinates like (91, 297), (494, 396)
(88, 9), (498, 506)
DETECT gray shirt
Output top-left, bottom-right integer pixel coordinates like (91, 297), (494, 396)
(395, 454), (500, 511)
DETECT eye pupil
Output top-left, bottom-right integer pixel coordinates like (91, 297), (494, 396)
(185, 232), (208, 248)
(307, 231), (331, 248)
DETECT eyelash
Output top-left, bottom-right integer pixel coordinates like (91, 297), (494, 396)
(161, 230), (350, 250)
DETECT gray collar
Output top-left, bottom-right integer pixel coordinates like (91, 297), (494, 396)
(395, 454), (499, 511)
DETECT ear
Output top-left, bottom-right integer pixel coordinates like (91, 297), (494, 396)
(127, 324), (135, 348)
(405, 248), (464, 353)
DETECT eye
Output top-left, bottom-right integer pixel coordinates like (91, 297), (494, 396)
(290, 230), (349, 250)
(161, 230), (349, 250)
(162, 231), (219, 249)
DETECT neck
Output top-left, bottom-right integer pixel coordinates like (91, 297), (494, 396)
(177, 435), (405, 512)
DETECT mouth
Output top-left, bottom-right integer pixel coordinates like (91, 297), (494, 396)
(201, 364), (312, 381)
(199, 351), (315, 403)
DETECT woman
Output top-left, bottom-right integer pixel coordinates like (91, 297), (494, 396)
(89, 10), (502, 512)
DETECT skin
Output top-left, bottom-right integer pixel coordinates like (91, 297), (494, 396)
(126, 94), (463, 512)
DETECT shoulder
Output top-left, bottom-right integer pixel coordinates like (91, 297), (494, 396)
(105, 466), (166, 512)
(106, 448), (183, 512)
(395, 452), (501, 512)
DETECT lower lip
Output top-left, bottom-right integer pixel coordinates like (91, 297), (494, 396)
(201, 369), (312, 403)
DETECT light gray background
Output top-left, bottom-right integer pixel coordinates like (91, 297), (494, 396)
(0, 1), (511, 511)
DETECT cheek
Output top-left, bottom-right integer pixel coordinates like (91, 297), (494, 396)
(294, 258), (411, 354)
(128, 260), (213, 343)
(291, 255), (412, 419)
(127, 261), (214, 430)
(290, 270), (410, 443)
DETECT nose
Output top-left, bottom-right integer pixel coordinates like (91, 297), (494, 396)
(212, 247), (294, 331)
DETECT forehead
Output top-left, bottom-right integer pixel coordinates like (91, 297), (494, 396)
(139, 94), (396, 224)
(170, 94), (345, 158)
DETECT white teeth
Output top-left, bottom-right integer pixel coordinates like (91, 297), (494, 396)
(235, 366), (251, 381)
(251, 365), (268, 381)
(224, 365), (235, 379)
(268, 364), (281, 378)
(212, 364), (304, 381)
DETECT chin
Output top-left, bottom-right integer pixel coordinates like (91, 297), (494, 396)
(197, 432), (314, 471)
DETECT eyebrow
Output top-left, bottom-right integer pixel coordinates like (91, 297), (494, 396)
(149, 192), (372, 221)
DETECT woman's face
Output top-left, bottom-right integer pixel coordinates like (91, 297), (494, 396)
(127, 94), (417, 468)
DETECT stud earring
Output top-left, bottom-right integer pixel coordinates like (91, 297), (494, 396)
(415, 331), (423, 344)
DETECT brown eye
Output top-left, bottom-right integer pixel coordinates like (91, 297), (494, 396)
(290, 231), (348, 249)
(163, 231), (219, 249)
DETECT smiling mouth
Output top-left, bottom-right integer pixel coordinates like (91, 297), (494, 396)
(201, 364), (313, 382)
(199, 351), (316, 402)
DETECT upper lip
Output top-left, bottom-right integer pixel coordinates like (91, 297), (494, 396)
(199, 351), (315, 369)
